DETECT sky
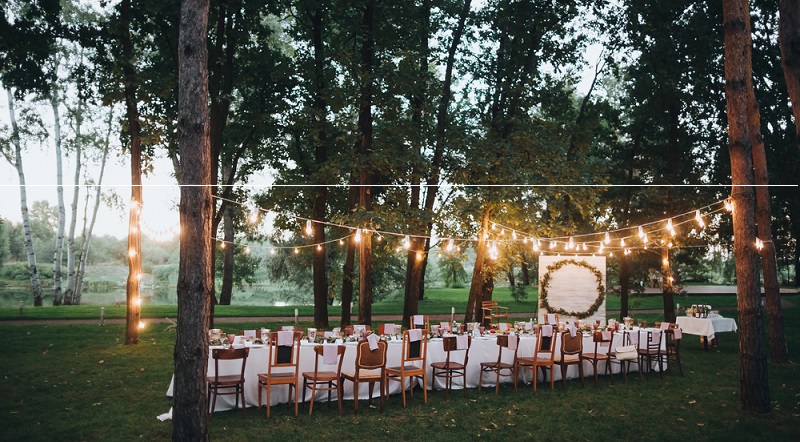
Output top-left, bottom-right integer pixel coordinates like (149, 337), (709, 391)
(1, 42), (604, 240)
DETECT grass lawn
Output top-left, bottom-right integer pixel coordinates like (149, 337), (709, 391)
(0, 286), (747, 321)
(0, 297), (798, 440)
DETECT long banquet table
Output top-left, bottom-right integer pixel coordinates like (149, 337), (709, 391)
(166, 329), (665, 412)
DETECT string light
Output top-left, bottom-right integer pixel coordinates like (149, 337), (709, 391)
(666, 218), (676, 236)
(305, 220), (313, 236)
(128, 249), (137, 257)
(724, 198), (734, 212)
(755, 238), (764, 251)
(220, 242), (225, 249)
(598, 243), (604, 254)
(134, 298), (141, 306)
(533, 241), (539, 252)
(512, 231), (517, 240)
(403, 235), (411, 249)
(638, 226), (644, 238)
(695, 210), (705, 228)
(642, 233), (648, 244)
(355, 228), (362, 243)
(568, 236), (575, 250)
(339, 239), (345, 245)
(294, 247), (299, 254)
(416, 251), (423, 261)
(620, 238), (625, 247)
(447, 239), (454, 252)
(582, 243), (587, 251)
(248, 207), (259, 224)
(663, 257), (669, 266)
(244, 246), (250, 254)
(138, 321), (145, 329)
(317, 244), (322, 252)
(549, 241), (556, 250)
(604, 232), (611, 245)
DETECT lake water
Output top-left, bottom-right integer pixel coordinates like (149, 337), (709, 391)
(0, 285), (310, 307)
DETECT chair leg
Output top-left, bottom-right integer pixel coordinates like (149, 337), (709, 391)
(337, 380), (343, 415)
(241, 385), (247, 418)
(353, 379), (359, 414)
(607, 360), (613, 385)
(422, 374), (428, 404)
(478, 368), (483, 392)
(293, 384), (299, 417)
(549, 367), (554, 391)
(401, 376), (407, 407)
(495, 370), (500, 396)
(561, 364), (567, 390)
(532, 366), (538, 392)
(578, 363), (584, 388)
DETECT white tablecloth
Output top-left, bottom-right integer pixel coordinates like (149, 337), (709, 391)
(676, 316), (738, 341)
(166, 331), (659, 413)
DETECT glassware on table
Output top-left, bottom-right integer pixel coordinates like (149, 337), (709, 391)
(227, 334), (236, 348)
(308, 328), (317, 342)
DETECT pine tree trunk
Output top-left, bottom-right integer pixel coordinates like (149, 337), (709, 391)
(173, 0), (211, 438)
(355, 0), (375, 326)
(120, 0), (142, 346)
(723, 0), (770, 413)
(465, 208), (490, 323)
(50, 90), (65, 306)
(340, 183), (358, 326)
(619, 252), (630, 321)
(5, 88), (43, 306)
(74, 111), (111, 306)
(64, 96), (84, 306)
(309, 2), (329, 329)
(219, 200), (234, 305)
(779, 0), (800, 153)
(661, 247), (676, 323)
(748, 87), (788, 363)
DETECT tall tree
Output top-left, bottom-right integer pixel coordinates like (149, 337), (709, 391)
(2, 88), (44, 306)
(49, 64), (66, 306)
(779, 0), (800, 153)
(173, 0), (211, 439)
(722, 0), (770, 413)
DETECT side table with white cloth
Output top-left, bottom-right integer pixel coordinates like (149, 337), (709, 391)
(676, 315), (738, 351)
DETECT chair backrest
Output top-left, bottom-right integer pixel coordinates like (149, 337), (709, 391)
(493, 334), (519, 363)
(401, 330), (428, 365)
(409, 315), (429, 330)
(535, 325), (557, 359)
(561, 330), (583, 356)
(377, 323), (399, 335)
(346, 324), (372, 336)
(544, 313), (559, 325)
(482, 300), (498, 309)
(637, 330), (662, 352)
(355, 339), (388, 371)
(442, 335), (471, 366)
(211, 347), (250, 383)
(268, 331), (302, 372)
(591, 331), (612, 356)
(311, 344), (346, 376)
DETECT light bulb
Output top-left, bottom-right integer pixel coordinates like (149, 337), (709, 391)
(355, 228), (362, 243)
(447, 239), (454, 252)
(512, 231), (517, 240)
(305, 220), (313, 236)
(128, 249), (137, 257)
(220, 242), (225, 249)
(582, 243), (587, 251)
(339, 239), (344, 245)
(317, 244), (322, 251)
(638, 226), (644, 238)
(696, 210), (705, 228)
(620, 238), (625, 247)
(248, 208), (259, 224)
(604, 232), (611, 244)
(404, 235), (411, 249)
(568, 237), (575, 250)
(244, 246), (250, 254)
(642, 233), (648, 244)
(599, 243), (604, 253)
(294, 247), (299, 254)
(138, 321), (145, 329)
(667, 218), (675, 236)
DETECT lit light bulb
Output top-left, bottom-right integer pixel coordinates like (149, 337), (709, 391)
(620, 238), (625, 247)
(128, 249), (137, 257)
(512, 231), (517, 240)
(696, 210), (705, 228)
(491, 222), (496, 230)
(667, 218), (675, 236)
(339, 239), (344, 246)
(244, 246), (251, 254)
(663, 258), (669, 266)
(221, 242), (226, 249)
(642, 233), (648, 244)
(533, 241), (539, 252)
(270, 249), (276, 255)
(604, 232), (611, 244)
(404, 235), (411, 249)
(724, 198), (734, 212)
(317, 244), (322, 251)
(134, 297), (141, 306)
(305, 220), (313, 236)
(294, 247), (299, 254)
(138, 321), (145, 329)
(416, 251), (423, 261)
(447, 239), (454, 252)
(568, 237), (575, 250)
(582, 243), (587, 251)
(755, 238), (764, 251)
(549, 241), (555, 250)
(376, 235), (382, 242)
(599, 243), (604, 254)
(355, 228), (362, 243)
(638, 226), (644, 238)
(248, 208), (259, 224)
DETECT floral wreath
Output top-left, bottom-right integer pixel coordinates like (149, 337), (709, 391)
(539, 259), (605, 319)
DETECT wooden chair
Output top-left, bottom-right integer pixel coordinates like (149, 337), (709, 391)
(386, 330), (428, 407)
(608, 330), (637, 383)
(409, 315), (430, 330)
(257, 331), (302, 417)
(543, 313), (560, 325)
(377, 323), (400, 335)
(479, 334), (519, 395)
(206, 347), (250, 420)
(637, 329), (664, 379)
(582, 331), (613, 385)
(345, 324), (372, 336)
(554, 330), (584, 390)
(341, 339), (388, 413)
(431, 335), (472, 400)
(301, 344), (346, 415)
(481, 300), (509, 326)
(664, 326), (683, 375)
(518, 325), (557, 392)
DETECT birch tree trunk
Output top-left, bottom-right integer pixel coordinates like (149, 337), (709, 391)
(64, 96), (84, 305)
(173, 0), (212, 437)
(4, 88), (43, 306)
(74, 112), (111, 305)
(50, 85), (66, 306)
(722, 0), (770, 413)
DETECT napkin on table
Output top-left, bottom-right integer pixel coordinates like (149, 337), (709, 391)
(408, 328), (423, 342)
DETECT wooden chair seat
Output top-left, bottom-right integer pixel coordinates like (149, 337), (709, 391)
(207, 374), (246, 386)
(302, 370), (338, 382)
(342, 368), (384, 380)
(431, 361), (465, 370)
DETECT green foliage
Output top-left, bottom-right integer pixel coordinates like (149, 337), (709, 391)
(509, 284), (527, 302)
(437, 253), (468, 288)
